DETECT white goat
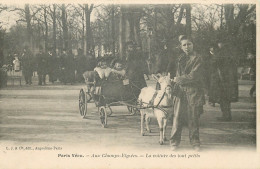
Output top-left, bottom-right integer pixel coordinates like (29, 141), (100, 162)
(138, 74), (173, 145)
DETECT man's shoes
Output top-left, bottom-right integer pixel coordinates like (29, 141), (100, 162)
(216, 117), (232, 122)
(193, 145), (201, 152)
(170, 146), (178, 151)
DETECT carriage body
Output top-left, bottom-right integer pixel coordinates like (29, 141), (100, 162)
(79, 70), (139, 127)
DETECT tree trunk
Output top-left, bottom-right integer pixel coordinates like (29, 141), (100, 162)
(134, 15), (142, 47)
(84, 4), (94, 56)
(44, 7), (48, 52)
(61, 4), (68, 50)
(185, 4), (192, 37)
(24, 4), (33, 50)
(119, 5), (142, 60)
(111, 5), (115, 56)
(119, 6), (126, 60)
(125, 6), (142, 46)
(52, 4), (57, 55)
(220, 4), (224, 30)
(82, 7), (85, 55)
(154, 7), (158, 40)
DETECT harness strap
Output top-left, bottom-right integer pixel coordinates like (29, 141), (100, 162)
(155, 91), (166, 108)
(149, 91), (158, 108)
(155, 84), (171, 108)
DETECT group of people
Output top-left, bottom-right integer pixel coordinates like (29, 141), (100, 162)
(12, 47), (96, 85)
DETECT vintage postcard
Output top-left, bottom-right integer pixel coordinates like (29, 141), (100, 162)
(0, 0), (259, 168)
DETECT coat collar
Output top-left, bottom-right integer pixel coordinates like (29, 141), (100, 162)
(184, 52), (198, 70)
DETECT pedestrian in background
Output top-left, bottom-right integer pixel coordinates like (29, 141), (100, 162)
(36, 47), (47, 85)
(55, 52), (62, 83)
(21, 47), (33, 85)
(125, 41), (147, 97)
(212, 41), (238, 121)
(75, 48), (86, 82)
(47, 49), (56, 84)
(60, 49), (74, 85)
(207, 45), (218, 107)
(247, 52), (256, 97)
(13, 55), (20, 72)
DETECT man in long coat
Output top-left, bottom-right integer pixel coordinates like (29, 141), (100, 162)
(46, 49), (57, 83)
(210, 42), (238, 121)
(60, 50), (75, 84)
(21, 47), (34, 85)
(36, 48), (48, 85)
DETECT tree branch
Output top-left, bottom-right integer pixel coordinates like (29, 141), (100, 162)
(8, 7), (25, 13)
(176, 5), (184, 25)
(31, 8), (42, 20)
(89, 4), (94, 13)
(246, 5), (256, 16)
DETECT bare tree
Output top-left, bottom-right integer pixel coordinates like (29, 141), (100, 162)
(224, 4), (256, 37)
(10, 4), (41, 52)
(185, 4), (192, 37)
(84, 4), (94, 55)
(61, 4), (69, 50)
(47, 4), (57, 54)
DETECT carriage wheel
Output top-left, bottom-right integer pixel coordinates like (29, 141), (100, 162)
(86, 92), (92, 103)
(99, 107), (107, 128)
(106, 107), (113, 117)
(79, 89), (87, 117)
(127, 106), (136, 115)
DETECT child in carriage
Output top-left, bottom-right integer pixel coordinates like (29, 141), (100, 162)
(94, 58), (126, 80)
(94, 59), (112, 80)
(110, 59), (126, 80)
(91, 58), (126, 96)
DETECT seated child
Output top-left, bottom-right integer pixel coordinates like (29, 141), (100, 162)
(94, 60), (112, 79)
(110, 60), (126, 80)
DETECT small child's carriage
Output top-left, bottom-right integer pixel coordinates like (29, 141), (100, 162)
(79, 69), (140, 128)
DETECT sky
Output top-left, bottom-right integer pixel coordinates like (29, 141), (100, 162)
(0, 10), (19, 30)
(0, 4), (100, 31)
(0, 4), (24, 31)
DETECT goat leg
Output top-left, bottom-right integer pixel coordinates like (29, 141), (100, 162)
(157, 117), (164, 145)
(163, 118), (167, 141)
(140, 111), (145, 136)
(145, 115), (151, 133)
